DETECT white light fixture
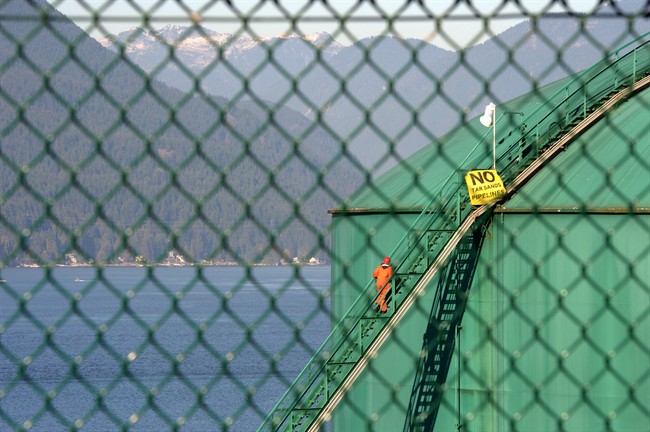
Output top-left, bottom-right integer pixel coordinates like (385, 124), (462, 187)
(479, 104), (525, 171)
(480, 102), (497, 170)
(480, 102), (495, 127)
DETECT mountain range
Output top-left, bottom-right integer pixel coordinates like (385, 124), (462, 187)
(0, 0), (362, 266)
(1, 0), (648, 266)
(99, 1), (650, 167)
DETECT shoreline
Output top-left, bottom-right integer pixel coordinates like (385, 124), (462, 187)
(9, 261), (328, 269)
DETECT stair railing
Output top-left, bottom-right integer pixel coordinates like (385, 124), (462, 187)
(258, 31), (650, 432)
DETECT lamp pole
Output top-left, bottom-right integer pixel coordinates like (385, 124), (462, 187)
(480, 102), (497, 170)
(491, 107), (496, 170)
(480, 104), (525, 171)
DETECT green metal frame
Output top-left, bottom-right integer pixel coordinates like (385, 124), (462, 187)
(403, 216), (491, 432)
(258, 32), (650, 432)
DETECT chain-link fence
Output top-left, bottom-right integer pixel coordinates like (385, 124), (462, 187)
(1, 1), (649, 431)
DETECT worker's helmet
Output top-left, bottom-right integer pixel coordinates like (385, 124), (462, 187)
(383, 256), (391, 265)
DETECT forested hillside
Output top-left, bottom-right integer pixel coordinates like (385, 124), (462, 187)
(0, 0), (362, 266)
(100, 1), (650, 168)
(2, 0), (647, 267)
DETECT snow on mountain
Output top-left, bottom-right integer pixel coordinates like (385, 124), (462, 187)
(99, 25), (345, 69)
(96, 8), (650, 168)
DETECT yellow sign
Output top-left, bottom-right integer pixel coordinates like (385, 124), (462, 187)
(464, 169), (506, 205)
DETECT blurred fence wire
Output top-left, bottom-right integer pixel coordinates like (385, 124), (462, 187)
(1, 1), (649, 431)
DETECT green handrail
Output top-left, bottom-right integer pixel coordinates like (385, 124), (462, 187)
(258, 31), (650, 432)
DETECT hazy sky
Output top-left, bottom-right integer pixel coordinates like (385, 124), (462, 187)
(49, 0), (602, 49)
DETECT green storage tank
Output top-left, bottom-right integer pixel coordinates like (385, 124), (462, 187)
(329, 66), (649, 431)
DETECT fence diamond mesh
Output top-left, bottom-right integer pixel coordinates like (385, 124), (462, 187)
(1, 1), (648, 431)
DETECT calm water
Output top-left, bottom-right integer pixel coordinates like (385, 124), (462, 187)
(0, 266), (331, 431)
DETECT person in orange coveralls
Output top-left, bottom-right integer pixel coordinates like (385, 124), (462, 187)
(373, 256), (393, 314)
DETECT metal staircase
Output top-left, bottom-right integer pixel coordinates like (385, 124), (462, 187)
(403, 221), (490, 432)
(258, 32), (650, 432)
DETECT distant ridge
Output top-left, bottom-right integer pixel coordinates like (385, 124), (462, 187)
(98, 2), (650, 167)
(0, 0), (362, 266)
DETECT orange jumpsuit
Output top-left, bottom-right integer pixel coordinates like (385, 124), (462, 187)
(373, 264), (393, 313)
